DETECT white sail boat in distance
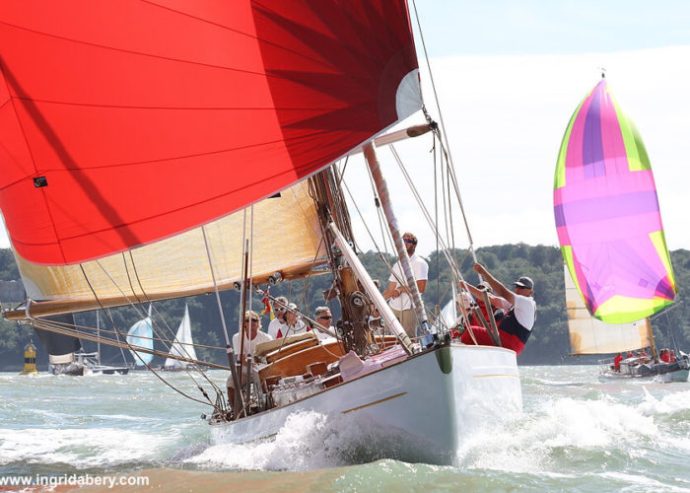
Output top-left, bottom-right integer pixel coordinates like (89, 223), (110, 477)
(0, 1), (522, 464)
(163, 305), (200, 371)
(125, 306), (154, 368)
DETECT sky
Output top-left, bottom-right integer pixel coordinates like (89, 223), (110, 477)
(341, 0), (690, 256)
(2, 1), (690, 258)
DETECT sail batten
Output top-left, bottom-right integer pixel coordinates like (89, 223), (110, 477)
(554, 80), (676, 327)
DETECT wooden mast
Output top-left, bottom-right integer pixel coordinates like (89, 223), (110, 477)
(363, 142), (431, 340)
(309, 168), (373, 355)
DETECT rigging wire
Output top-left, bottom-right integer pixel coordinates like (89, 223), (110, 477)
(69, 265), (215, 406)
(389, 144), (463, 282)
(411, 0), (477, 263)
(101, 253), (224, 397)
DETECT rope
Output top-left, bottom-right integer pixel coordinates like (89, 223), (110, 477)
(411, 0), (477, 262)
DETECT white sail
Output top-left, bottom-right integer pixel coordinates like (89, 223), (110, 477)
(164, 305), (197, 369)
(565, 265), (653, 355)
(126, 306), (154, 366)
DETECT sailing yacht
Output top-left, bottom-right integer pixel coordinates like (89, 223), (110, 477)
(0, 1), (522, 464)
(82, 311), (130, 375)
(554, 79), (689, 383)
(126, 306), (155, 369)
(163, 305), (201, 371)
(564, 265), (689, 382)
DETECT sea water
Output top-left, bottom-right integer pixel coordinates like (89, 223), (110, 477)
(1, 366), (689, 492)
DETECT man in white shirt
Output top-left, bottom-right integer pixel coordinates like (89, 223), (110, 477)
(227, 310), (273, 409)
(382, 232), (429, 338)
(312, 306), (337, 341)
(267, 296), (290, 339)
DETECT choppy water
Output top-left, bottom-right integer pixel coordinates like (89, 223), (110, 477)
(1, 366), (689, 492)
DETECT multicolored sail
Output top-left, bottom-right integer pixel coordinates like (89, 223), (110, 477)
(554, 79), (676, 324)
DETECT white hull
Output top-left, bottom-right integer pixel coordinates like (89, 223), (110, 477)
(210, 343), (521, 465)
(599, 368), (689, 383)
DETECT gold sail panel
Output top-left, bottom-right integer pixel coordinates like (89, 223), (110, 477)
(564, 265), (653, 355)
(11, 182), (326, 317)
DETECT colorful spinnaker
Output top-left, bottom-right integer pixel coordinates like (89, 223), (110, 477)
(554, 79), (676, 324)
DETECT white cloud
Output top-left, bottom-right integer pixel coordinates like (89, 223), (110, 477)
(345, 46), (690, 256)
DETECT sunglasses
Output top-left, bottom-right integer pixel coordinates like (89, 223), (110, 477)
(318, 315), (332, 320)
(403, 238), (416, 244)
(245, 318), (260, 323)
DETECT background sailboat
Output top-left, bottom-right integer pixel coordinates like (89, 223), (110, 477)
(125, 306), (154, 368)
(554, 78), (688, 381)
(163, 305), (199, 371)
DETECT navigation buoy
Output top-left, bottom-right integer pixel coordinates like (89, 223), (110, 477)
(19, 341), (38, 375)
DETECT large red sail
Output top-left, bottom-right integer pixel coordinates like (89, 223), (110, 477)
(0, 0), (420, 265)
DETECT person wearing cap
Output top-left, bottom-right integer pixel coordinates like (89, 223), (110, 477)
(267, 296), (290, 339)
(383, 232), (429, 338)
(459, 263), (536, 355)
(283, 302), (309, 337)
(227, 310), (273, 409)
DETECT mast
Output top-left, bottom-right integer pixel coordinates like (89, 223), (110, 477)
(96, 310), (101, 365)
(645, 319), (658, 362)
(310, 169), (373, 354)
(363, 143), (431, 340)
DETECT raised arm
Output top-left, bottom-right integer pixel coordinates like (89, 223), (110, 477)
(473, 263), (516, 305)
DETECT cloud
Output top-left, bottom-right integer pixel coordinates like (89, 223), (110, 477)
(345, 46), (690, 255)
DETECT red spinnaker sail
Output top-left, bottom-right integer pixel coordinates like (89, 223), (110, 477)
(0, 1), (420, 264)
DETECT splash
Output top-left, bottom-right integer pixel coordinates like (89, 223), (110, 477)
(187, 410), (411, 471)
(456, 396), (660, 474)
(0, 428), (178, 468)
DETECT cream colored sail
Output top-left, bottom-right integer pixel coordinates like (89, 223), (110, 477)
(12, 181), (326, 318)
(565, 265), (653, 355)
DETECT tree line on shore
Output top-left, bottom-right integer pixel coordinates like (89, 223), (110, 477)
(1, 245), (689, 369)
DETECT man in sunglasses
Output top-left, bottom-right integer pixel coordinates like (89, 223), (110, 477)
(227, 310), (273, 409)
(267, 296), (290, 339)
(312, 306), (336, 340)
(383, 232), (428, 338)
